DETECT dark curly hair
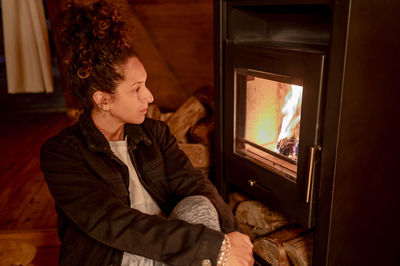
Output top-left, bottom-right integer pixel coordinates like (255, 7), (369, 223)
(56, 0), (136, 110)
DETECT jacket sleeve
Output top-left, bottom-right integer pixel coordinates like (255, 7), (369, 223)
(40, 134), (224, 266)
(152, 121), (240, 234)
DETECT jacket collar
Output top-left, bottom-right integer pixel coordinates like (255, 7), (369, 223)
(78, 110), (152, 154)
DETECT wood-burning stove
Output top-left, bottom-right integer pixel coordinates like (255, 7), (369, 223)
(215, 0), (332, 227)
(216, 1), (400, 265)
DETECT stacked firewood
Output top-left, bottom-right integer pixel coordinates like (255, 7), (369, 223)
(229, 193), (314, 266)
(147, 85), (215, 178)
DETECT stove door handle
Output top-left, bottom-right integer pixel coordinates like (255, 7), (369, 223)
(247, 179), (272, 194)
(306, 145), (321, 203)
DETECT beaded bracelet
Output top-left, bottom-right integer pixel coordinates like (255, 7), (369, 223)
(217, 235), (231, 266)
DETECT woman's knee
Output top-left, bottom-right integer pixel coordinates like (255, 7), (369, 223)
(170, 195), (221, 231)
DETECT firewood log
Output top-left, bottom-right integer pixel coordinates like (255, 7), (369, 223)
(228, 193), (249, 212)
(253, 225), (307, 266)
(235, 200), (290, 235)
(178, 143), (210, 168)
(189, 116), (214, 144)
(238, 223), (257, 241)
(283, 232), (314, 266)
(146, 103), (161, 120)
(228, 192), (250, 212)
(167, 96), (207, 142)
(193, 84), (215, 112)
(254, 238), (291, 266)
(160, 112), (173, 122)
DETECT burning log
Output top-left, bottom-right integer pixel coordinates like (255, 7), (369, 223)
(253, 224), (307, 266)
(276, 137), (298, 160)
(283, 232), (314, 266)
(235, 200), (290, 235)
(167, 96), (207, 142)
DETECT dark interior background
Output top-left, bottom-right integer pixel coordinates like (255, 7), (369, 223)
(0, 0), (215, 113)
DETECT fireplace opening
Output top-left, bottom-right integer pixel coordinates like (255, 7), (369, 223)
(234, 68), (303, 182)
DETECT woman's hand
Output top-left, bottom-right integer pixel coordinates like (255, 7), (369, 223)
(225, 231), (254, 266)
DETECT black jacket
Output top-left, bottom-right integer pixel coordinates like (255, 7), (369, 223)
(40, 112), (238, 266)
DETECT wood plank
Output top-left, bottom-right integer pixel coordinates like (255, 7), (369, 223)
(0, 113), (73, 231)
(0, 228), (60, 247)
(119, 1), (189, 110)
(23, 183), (57, 230)
(30, 245), (60, 266)
(130, 1), (213, 109)
(9, 180), (57, 230)
(0, 113), (73, 264)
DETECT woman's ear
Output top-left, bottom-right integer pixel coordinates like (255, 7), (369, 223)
(93, 91), (110, 111)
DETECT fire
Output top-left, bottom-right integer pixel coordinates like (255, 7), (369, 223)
(243, 76), (302, 161)
(239, 73), (302, 178)
(276, 85), (302, 160)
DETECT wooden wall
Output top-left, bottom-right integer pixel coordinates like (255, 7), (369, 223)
(48, 0), (214, 111)
(128, 0), (214, 111)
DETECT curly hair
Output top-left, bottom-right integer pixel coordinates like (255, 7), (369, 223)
(56, 0), (136, 110)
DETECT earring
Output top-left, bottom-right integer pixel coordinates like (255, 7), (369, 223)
(97, 103), (108, 112)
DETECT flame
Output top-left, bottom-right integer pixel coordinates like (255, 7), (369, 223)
(243, 75), (302, 162)
(277, 85), (303, 142)
(239, 74), (302, 177)
(244, 77), (284, 151)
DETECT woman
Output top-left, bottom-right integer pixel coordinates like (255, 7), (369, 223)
(40, 1), (254, 265)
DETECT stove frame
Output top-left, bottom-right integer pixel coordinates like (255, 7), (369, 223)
(215, 0), (332, 227)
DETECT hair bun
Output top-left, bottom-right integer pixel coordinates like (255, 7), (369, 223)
(55, 0), (136, 110)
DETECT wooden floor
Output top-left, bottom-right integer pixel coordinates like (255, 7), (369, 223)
(0, 112), (75, 265)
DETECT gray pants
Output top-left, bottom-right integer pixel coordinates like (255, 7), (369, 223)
(169, 195), (221, 231)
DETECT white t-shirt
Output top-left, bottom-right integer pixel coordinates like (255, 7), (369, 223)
(109, 139), (162, 266)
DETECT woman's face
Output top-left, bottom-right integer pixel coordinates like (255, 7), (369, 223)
(106, 56), (154, 124)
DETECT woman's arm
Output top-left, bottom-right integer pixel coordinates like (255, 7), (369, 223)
(40, 133), (224, 265)
(150, 120), (239, 234)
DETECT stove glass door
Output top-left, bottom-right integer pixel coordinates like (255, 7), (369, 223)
(234, 69), (303, 182)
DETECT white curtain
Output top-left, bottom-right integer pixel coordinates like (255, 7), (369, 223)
(1, 0), (54, 93)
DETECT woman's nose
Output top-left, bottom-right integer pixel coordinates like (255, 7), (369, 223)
(140, 86), (154, 103)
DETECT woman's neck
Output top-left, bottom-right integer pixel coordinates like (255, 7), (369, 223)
(91, 109), (125, 141)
